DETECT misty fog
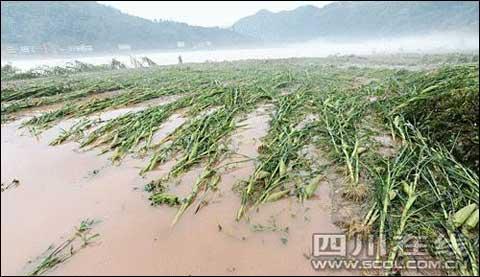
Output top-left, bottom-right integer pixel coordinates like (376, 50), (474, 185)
(3, 31), (478, 71)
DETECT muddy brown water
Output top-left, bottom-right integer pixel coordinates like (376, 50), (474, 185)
(1, 105), (357, 275)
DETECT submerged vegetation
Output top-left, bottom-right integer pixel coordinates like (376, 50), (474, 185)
(28, 219), (99, 276)
(1, 54), (478, 275)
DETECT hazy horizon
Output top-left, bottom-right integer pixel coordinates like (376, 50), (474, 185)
(1, 1), (478, 69)
(97, 1), (334, 27)
(4, 31), (478, 70)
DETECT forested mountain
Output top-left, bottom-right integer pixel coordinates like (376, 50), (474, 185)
(2, 1), (478, 52)
(1, 1), (255, 51)
(232, 1), (479, 42)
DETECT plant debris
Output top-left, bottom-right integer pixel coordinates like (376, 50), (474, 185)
(28, 219), (100, 276)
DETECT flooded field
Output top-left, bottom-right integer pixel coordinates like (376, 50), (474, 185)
(1, 117), (350, 275)
(1, 100), (349, 276)
(2, 54), (479, 276)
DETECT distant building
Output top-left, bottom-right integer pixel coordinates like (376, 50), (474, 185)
(32, 45), (43, 53)
(176, 41), (185, 48)
(81, 44), (93, 52)
(118, 44), (131, 51)
(68, 44), (93, 53)
(20, 46), (35, 54)
(41, 43), (58, 55)
(6, 46), (17, 55)
(194, 41), (213, 49)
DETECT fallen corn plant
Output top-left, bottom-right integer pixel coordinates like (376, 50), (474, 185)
(18, 68), (227, 129)
(314, 91), (371, 201)
(28, 219), (99, 276)
(376, 64), (479, 172)
(377, 126), (477, 274)
(1, 179), (20, 192)
(364, 116), (479, 274)
(76, 95), (194, 162)
(236, 87), (322, 220)
(143, 85), (273, 175)
(143, 86), (274, 225)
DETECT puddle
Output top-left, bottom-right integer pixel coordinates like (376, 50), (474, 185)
(147, 113), (187, 147)
(1, 106), (357, 275)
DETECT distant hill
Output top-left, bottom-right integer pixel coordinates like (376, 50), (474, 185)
(232, 1), (479, 42)
(1, 1), (255, 51)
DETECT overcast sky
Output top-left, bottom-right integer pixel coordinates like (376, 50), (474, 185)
(98, 1), (333, 27)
